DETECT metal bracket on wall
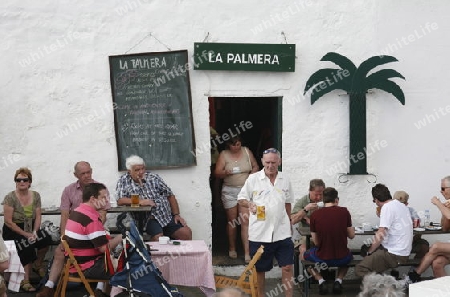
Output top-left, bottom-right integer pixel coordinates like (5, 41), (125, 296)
(337, 173), (378, 184)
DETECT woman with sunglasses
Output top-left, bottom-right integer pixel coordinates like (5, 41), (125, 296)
(2, 167), (52, 292)
(215, 136), (259, 263)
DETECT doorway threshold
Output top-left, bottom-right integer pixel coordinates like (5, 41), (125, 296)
(212, 255), (247, 266)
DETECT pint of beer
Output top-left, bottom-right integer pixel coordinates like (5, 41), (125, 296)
(256, 205), (265, 221)
(131, 194), (140, 208)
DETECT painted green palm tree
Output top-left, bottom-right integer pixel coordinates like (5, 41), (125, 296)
(304, 52), (405, 174)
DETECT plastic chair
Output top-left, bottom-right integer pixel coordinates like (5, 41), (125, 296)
(215, 245), (264, 297)
(54, 238), (107, 297)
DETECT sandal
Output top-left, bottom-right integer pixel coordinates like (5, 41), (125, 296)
(245, 254), (251, 264)
(228, 251), (238, 259)
(20, 280), (36, 292)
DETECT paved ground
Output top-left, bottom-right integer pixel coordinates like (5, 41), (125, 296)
(6, 278), (366, 297)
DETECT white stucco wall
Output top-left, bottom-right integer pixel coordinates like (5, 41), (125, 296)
(1, 1), (450, 266)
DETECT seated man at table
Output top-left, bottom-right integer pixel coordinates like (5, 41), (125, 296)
(355, 184), (412, 277)
(116, 155), (192, 241)
(64, 183), (122, 282)
(290, 179), (325, 255)
(303, 187), (355, 295)
(406, 175), (450, 285)
(37, 161), (111, 297)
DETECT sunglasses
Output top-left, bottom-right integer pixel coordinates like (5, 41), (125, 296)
(263, 148), (279, 154)
(15, 178), (30, 183)
(442, 187), (450, 191)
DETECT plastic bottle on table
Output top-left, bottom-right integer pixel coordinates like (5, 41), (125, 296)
(424, 209), (431, 227)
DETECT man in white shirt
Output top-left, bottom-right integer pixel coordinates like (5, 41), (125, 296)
(238, 148), (294, 297)
(355, 183), (413, 276)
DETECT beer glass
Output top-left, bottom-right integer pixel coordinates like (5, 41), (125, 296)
(131, 193), (140, 208)
(256, 205), (265, 221)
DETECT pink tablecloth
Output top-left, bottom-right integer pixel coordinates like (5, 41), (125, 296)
(4, 240), (25, 292)
(149, 240), (216, 296)
(111, 240), (215, 297)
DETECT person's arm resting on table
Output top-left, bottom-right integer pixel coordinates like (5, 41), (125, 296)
(365, 227), (386, 256)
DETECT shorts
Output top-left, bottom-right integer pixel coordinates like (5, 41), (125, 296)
(145, 217), (184, 239)
(250, 238), (294, 272)
(221, 185), (242, 209)
(303, 247), (353, 267)
(355, 249), (408, 276)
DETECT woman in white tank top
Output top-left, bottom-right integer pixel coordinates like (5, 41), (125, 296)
(215, 136), (259, 262)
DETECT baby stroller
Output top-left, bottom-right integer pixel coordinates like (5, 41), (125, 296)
(111, 213), (184, 297)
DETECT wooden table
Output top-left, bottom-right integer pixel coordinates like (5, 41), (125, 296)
(0, 205), (153, 216)
(298, 226), (450, 249)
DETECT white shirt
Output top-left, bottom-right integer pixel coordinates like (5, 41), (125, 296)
(379, 199), (413, 256)
(238, 169), (294, 243)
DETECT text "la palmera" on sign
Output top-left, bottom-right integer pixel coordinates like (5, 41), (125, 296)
(208, 52), (280, 65)
(194, 42), (295, 72)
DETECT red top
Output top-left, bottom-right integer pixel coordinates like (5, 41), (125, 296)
(310, 206), (352, 260)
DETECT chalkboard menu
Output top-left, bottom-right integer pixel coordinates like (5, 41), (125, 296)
(109, 50), (196, 170)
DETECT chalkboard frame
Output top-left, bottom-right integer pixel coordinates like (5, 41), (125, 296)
(109, 50), (197, 171)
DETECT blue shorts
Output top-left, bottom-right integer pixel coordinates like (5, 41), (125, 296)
(249, 238), (294, 272)
(303, 247), (353, 267)
(145, 217), (183, 239)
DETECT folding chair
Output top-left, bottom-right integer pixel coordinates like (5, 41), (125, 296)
(54, 239), (107, 297)
(215, 245), (264, 297)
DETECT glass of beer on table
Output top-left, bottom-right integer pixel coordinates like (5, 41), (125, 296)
(131, 193), (140, 208)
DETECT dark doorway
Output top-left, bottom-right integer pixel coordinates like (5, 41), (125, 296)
(209, 97), (282, 262)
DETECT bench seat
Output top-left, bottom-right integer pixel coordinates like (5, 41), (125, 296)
(297, 256), (421, 296)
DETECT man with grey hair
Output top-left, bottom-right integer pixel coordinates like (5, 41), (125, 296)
(291, 179), (325, 256)
(406, 175), (450, 285)
(358, 273), (405, 297)
(238, 148), (294, 297)
(116, 155), (192, 241)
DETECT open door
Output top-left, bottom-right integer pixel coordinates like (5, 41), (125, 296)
(209, 96), (282, 262)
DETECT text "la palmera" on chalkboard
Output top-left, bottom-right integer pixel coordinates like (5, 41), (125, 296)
(118, 50), (212, 71)
(119, 57), (167, 69)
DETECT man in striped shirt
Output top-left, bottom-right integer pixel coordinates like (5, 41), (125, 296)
(64, 183), (122, 279)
